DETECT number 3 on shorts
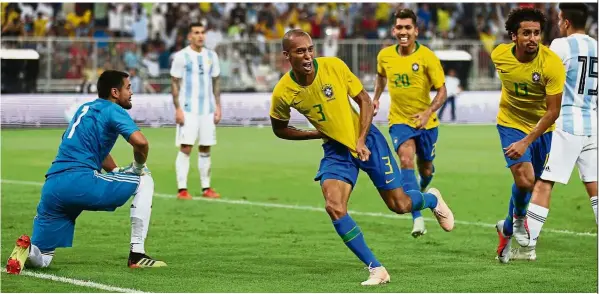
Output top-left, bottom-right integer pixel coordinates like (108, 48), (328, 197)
(382, 156), (393, 175)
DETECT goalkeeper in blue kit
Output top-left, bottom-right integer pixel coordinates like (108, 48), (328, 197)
(6, 70), (166, 274)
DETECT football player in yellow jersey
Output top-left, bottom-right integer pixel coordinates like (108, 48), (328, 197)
(490, 8), (565, 263)
(373, 9), (448, 238)
(269, 29), (455, 286)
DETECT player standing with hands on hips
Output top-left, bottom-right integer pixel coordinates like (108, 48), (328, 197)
(171, 22), (222, 200)
(6, 70), (166, 274)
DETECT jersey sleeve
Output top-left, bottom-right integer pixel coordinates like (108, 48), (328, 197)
(376, 51), (386, 76)
(549, 38), (569, 64)
(170, 52), (185, 78)
(269, 88), (291, 121)
(210, 51), (221, 78)
(544, 55), (567, 96)
(337, 58), (363, 97)
(110, 106), (140, 141)
(426, 51), (446, 89)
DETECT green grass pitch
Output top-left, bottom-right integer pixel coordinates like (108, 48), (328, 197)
(1, 125), (597, 292)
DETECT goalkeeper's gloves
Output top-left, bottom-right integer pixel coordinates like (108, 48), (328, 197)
(113, 161), (151, 176)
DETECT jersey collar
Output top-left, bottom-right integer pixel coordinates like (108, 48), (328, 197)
(289, 59), (319, 86)
(395, 41), (420, 57)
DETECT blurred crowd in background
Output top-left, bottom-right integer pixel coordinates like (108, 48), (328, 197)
(1, 2), (598, 93)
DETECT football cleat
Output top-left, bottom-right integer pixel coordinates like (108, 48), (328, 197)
(513, 216), (530, 247)
(495, 220), (512, 264)
(427, 188), (454, 232)
(6, 235), (31, 275)
(202, 188), (220, 199)
(361, 265), (390, 286)
(509, 246), (536, 261)
(177, 190), (192, 200)
(128, 252), (167, 268)
(411, 217), (427, 238)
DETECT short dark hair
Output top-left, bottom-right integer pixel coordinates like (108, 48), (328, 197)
(188, 22), (204, 32)
(505, 7), (547, 37)
(394, 8), (417, 26)
(559, 3), (589, 30)
(97, 70), (129, 99)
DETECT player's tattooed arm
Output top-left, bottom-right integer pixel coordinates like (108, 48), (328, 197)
(172, 77), (185, 124)
(270, 117), (324, 140)
(505, 93), (562, 160)
(213, 76), (222, 124)
(171, 77), (181, 109)
(373, 73), (387, 115)
(102, 154), (118, 172)
(412, 84), (447, 129)
(128, 131), (150, 165)
(428, 84), (448, 113)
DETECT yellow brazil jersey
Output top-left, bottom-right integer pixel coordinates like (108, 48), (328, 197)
(270, 57), (364, 155)
(377, 42), (445, 129)
(492, 43), (566, 134)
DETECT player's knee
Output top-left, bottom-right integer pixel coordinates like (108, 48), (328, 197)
(199, 146), (211, 154)
(399, 154), (414, 169)
(324, 199), (347, 220)
(515, 175), (535, 191)
(180, 145), (192, 155)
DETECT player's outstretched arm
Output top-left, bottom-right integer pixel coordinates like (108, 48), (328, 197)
(270, 117), (324, 140)
(102, 154), (118, 172)
(128, 131), (149, 165)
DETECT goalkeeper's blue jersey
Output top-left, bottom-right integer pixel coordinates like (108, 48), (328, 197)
(46, 98), (139, 177)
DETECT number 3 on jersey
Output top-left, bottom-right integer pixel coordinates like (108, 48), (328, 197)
(313, 104), (327, 122)
(67, 105), (90, 139)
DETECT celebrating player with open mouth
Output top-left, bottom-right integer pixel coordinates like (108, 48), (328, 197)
(269, 29), (454, 285)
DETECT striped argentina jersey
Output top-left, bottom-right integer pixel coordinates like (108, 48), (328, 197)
(549, 34), (598, 136)
(170, 46), (221, 115)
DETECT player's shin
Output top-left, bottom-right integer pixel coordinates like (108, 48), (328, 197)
(130, 175), (154, 254)
(198, 152), (211, 189)
(401, 169), (422, 220)
(404, 190), (438, 211)
(525, 203), (548, 247)
(333, 214), (382, 268)
(590, 196), (598, 224)
(512, 183), (531, 217)
(176, 151), (190, 190)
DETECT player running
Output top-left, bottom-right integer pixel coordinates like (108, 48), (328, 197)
(511, 3), (597, 260)
(373, 8), (448, 238)
(171, 22), (222, 200)
(269, 29), (454, 286)
(6, 70), (166, 274)
(491, 7), (566, 263)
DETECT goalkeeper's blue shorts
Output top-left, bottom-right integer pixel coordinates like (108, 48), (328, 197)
(32, 170), (140, 251)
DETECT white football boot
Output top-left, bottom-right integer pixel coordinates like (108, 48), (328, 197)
(427, 188), (454, 231)
(513, 215), (531, 247)
(411, 217), (427, 238)
(510, 246), (537, 261)
(361, 265), (390, 286)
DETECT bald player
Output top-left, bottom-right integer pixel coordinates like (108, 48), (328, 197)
(269, 29), (455, 285)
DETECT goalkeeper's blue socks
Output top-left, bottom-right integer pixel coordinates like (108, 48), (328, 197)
(419, 165), (435, 191)
(401, 169), (423, 219)
(333, 214), (381, 268)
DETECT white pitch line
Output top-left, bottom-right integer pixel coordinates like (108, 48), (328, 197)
(1, 269), (146, 293)
(2, 179), (596, 237)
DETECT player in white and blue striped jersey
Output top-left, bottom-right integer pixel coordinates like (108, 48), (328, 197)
(512, 3), (598, 260)
(170, 22), (222, 200)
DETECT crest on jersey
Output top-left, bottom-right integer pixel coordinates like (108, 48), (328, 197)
(322, 84), (335, 101)
(412, 63), (419, 72)
(532, 71), (541, 84)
